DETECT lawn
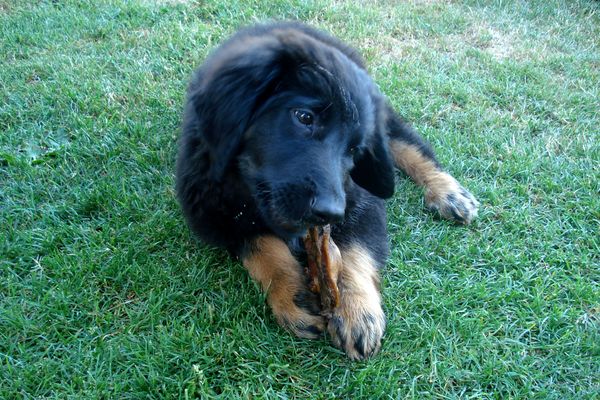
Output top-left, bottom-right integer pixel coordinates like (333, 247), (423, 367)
(1, 0), (598, 398)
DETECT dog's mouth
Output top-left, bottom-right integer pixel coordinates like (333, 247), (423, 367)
(253, 181), (314, 238)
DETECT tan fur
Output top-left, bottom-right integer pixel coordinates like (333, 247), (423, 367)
(390, 140), (479, 223)
(242, 236), (325, 338)
(328, 245), (385, 360)
(390, 140), (440, 187)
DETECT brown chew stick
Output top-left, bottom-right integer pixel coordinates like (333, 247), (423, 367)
(304, 225), (341, 314)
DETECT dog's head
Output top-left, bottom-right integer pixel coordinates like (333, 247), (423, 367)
(188, 25), (395, 238)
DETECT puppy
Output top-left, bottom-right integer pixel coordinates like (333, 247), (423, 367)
(176, 22), (478, 360)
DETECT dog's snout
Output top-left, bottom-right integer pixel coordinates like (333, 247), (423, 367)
(308, 195), (345, 225)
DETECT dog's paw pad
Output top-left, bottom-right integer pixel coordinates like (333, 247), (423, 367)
(425, 175), (479, 224)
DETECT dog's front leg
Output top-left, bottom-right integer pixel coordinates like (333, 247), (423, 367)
(327, 244), (386, 360)
(386, 109), (479, 224)
(242, 235), (326, 339)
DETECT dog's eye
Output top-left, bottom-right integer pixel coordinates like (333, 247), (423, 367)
(293, 109), (314, 126)
(349, 147), (357, 155)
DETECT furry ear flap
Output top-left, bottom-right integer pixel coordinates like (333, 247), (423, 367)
(351, 130), (396, 199)
(188, 37), (287, 181)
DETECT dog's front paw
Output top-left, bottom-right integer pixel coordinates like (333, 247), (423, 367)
(328, 302), (385, 360)
(243, 236), (327, 339)
(325, 248), (386, 360)
(425, 173), (479, 224)
(270, 284), (327, 339)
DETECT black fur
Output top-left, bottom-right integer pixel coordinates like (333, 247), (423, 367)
(175, 23), (481, 359)
(176, 22), (395, 260)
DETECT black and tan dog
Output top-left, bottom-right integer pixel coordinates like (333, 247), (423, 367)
(176, 22), (479, 360)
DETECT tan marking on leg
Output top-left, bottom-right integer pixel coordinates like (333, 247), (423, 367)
(390, 140), (440, 186)
(243, 236), (325, 338)
(328, 245), (385, 360)
(390, 140), (479, 224)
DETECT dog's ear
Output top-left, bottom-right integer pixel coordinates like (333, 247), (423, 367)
(351, 130), (396, 199)
(188, 37), (288, 181)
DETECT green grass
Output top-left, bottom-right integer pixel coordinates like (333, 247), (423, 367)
(1, 0), (599, 398)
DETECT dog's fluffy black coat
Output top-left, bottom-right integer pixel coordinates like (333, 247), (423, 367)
(176, 22), (478, 359)
(177, 22), (395, 259)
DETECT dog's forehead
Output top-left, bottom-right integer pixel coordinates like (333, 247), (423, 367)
(302, 52), (374, 132)
(332, 56), (377, 135)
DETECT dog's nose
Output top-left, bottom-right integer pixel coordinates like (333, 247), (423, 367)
(309, 195), (345, 224)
